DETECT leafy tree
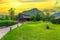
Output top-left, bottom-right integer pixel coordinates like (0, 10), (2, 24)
(46, 12), (50, 21)
(31, 16), (36, 21)
(8, 8), (15, 20)
(13, 15), (18, 20)
(31, 13), (43, 21)
(0, 15), (9, 20)
(36, 13), (41, 21)
(42, 16), (46, 21)
(49, 16), (55, 21)
(5, 15), (10, 20)
(51, 18), (60, 24)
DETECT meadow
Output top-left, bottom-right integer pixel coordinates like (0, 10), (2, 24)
(1, 22), (60, 40)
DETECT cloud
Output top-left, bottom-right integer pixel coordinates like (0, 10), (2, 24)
(20, 0), (54, 2)
(0, 0), (17, 4)
(21, 0), (43, 2)
(21, 0), (46, 2)
(0, 0), (10, 4)
(0, 0), (4, 4)
(0, 0), (56, 4)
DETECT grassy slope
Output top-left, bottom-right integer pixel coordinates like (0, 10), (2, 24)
(1, 22), (60, 40)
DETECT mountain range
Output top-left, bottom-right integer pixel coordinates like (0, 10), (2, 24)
(19, 8), (60, 19)
(52, 12), (60, 18)
(19, 8), (45, 17)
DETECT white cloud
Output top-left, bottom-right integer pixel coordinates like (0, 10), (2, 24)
(21, 0), (45, 2)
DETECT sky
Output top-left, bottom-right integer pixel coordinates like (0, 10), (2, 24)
(0, 0), (60, 14)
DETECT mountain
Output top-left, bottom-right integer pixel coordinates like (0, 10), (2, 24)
(51, 12), (60, 18)
(19, 8), (45, 17)
(43, 9), (56, 12)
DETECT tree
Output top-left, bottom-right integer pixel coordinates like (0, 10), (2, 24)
(5, 15), (9, 20)
(49, 16), (55, 21)
(8, 8), (15, 20)
(36, 13), (41, 21)
(51, 18), (60, 24)
(31, 13), (42, 21)
(13, 15), (18, 20)
(46, 12), (50, 21)
(31, 16), (36, 21)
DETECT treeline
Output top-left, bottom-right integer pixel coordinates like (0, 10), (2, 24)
(31, 12), (60, 24)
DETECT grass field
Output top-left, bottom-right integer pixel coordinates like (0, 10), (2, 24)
(1, 22), (60, 40)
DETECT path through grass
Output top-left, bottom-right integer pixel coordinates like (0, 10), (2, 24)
(1, 22), (60, 40)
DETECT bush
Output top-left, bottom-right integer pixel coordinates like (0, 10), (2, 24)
(31, 13), (41, 21)
(13, 15), (18, 20)
(31, 16), (36, 21)
(0, 20), (17, 27)
(51, 18), (60, 24)
(36, 13), (41, 21)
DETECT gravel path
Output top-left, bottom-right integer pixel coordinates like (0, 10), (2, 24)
(0, 23), (22, 39)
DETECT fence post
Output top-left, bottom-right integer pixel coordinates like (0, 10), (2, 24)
(10, 27), (12, 31)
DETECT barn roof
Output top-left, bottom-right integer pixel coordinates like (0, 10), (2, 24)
(22, 15), (31, 18)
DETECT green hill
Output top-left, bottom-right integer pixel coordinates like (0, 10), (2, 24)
(19, 8), (45, 17)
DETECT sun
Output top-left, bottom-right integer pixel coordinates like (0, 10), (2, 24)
(11, 2), (22, 8)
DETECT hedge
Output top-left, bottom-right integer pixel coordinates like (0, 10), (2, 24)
(0, 20), (18, 27)
(51, 18), (60, 24)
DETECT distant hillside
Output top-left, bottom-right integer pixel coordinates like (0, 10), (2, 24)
(52, 12), (60, 17)
(43, 9), (56, 12)
(19, 8), (45, 17)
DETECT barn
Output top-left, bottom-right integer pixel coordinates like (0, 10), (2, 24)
(18, 8), (45, 22)
(18, 13), (31, 22)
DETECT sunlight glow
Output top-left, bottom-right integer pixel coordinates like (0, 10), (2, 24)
(11, 2), (22, 8)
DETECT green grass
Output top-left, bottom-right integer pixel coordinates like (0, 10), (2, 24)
(1, 22), (60, 40)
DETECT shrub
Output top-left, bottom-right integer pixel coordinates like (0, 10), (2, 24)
(0, 20), (17, 27)
(51, 18), (60, 24)
(36, 13), (41, 21)
(31, 13), (41, 21)
(31, 16), (36, 21)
